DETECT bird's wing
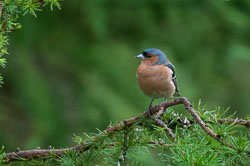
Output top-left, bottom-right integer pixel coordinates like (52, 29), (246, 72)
(165, 62), (180, 96)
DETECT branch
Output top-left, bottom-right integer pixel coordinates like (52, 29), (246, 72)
(152, 106), (176, 142)
(179, 98), (237, 150)
(0, 0), (61, 32)
(174, 117), (250, 128)
(122, 131), (128, 166)
(152, 117), (176, 142)
(217, 118), (250, 127)
(4, 97), (249, 163)
(0, 1), (3, 20)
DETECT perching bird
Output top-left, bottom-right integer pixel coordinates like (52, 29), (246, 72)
(136, 48), (180, 115)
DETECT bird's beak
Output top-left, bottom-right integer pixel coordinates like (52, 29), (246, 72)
(135, 54), (145, 60)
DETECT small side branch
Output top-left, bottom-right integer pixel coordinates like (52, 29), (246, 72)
(152, 106), (176, 142)
(152, 118), (176, 142)
(0, 1), (3, 20)
(179, 98), (236, 150)
(217, 119), (250, 127)
(122, 131), (128, 166)
(5, 144), (91, 162)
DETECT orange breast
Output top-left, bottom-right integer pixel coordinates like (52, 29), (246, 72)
(136, 64), (175, 99)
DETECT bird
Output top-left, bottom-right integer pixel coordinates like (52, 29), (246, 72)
(136, 48), (180, 116)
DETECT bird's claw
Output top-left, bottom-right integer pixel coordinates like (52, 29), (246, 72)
(147, 106), (153, 117)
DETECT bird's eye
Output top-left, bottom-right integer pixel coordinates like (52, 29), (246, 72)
(142, 52), (152, 58)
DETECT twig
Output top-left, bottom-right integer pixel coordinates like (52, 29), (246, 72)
(4, 97), (244, 162)
(0, 27), (21, 32)
(122, 131), (128, 166)
(0, 1), (3, 20)
(152, 117), (176, 142)
(4, 144), (91, 162)
(155, 106), (165, 119)
(217, 118), (250, 127)
(169, 117), (249, 128)
(103, 98), (184, 133)
(179, 97), (237, 150)
(152, 106), (176, 142)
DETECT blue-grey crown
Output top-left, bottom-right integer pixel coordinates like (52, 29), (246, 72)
(142, 48), (168, 64)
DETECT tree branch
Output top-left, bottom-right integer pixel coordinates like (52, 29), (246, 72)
(122, 131), (128, 166)
(0, 1), (3, 20)
(217, 118), (250, 127)
(4, 97), (249, 163)
(152, 106), (176, 142)
(152, 117), (176, 142)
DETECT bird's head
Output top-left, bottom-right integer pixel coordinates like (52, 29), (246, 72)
(136, 48), (168, 65)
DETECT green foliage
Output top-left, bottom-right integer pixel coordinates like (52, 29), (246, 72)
(0, 146), (6, 164)
(52, 107), (250, 166)
(0, 32), (7, 86)
(0, 0), (62, 85)
(0, 0), (250, 165)
(2, 105), (249, 165)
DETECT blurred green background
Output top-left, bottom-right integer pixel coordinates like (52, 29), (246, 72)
(0, 0), (250, 152)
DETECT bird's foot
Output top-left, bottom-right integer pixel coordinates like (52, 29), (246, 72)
(146, 98), (154, 117)
(147, 106), (153, 117)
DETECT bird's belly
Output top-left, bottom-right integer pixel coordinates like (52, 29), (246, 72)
(137, 71), (175, 99)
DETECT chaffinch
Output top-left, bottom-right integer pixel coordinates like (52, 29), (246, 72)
(136, 48), (180, 115)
